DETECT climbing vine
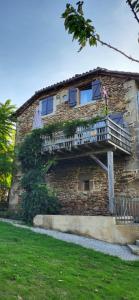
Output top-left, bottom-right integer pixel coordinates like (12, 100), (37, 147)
(18, 130), (60, 224)
(39, 115), (103, 138)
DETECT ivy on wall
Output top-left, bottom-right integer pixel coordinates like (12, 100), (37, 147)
(40, 115), (103, 138)
(18, 129), (59, 224)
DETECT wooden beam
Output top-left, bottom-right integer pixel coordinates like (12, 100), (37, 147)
(56, 147), (114, 161)
(107, 151), (114, 214)
(90, 154), (108, 172)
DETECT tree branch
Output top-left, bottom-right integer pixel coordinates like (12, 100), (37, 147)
(126, 0), (139, 24)
(97, 38), (139, 63)
(62, 2), (139, 64)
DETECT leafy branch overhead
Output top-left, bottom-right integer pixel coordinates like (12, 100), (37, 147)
(62, 2), (139, 63)
(127, 0), (139, 23)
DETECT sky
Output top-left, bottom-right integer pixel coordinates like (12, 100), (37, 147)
(0, 0), (138, 108)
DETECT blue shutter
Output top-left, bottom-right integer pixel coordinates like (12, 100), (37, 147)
(41, 99), (47, 115)
(92, 80), (101, 100)
(68, 87), (77, 107)
(47, 96), (53, 114)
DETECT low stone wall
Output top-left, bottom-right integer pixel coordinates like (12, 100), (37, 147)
(33, 215), (139, 244)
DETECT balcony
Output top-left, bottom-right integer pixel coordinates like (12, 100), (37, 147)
(42, 117), (131, 158)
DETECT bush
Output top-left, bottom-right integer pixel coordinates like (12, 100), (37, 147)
(0, 200), (8, 211)
(0, 209), (22, 220)
(21, 184), (61, 224)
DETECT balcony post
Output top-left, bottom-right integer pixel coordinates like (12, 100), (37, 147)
(107, 151), (114, 214)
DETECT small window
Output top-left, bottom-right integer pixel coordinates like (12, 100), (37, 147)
(80, 85), (92, 105)
(84, 180), (90, 191)
(78, 177), (93, 192)
(63, 94), (68, 102)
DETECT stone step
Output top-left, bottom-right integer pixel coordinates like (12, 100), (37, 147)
(128, 244), (139, 255)
(136, 240), (139, 246)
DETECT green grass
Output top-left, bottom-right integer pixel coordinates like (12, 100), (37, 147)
(0, 222), (139, 300)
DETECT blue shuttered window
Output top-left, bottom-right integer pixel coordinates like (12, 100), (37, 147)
(68, 87), (77, 107)
(41, 96), (53, 115)
(92, 80), (101, 100)
(47, 96), (53, 114)
(41, 99), (47, 115)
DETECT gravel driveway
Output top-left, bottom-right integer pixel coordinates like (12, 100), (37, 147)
(0, 218), (139, 261)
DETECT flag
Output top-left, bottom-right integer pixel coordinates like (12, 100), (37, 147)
(102, 86), (108, 99)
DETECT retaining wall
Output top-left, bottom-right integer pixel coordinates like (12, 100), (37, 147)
(33, 215), (139, 244)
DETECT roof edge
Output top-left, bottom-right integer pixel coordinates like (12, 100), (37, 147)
(14, 67), (139, 118)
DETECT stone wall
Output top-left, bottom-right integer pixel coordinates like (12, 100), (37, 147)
(47, 158), (108, 215)
(9, 74), (139, 214)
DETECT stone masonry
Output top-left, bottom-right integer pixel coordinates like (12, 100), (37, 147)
(9, 70), (139, 215)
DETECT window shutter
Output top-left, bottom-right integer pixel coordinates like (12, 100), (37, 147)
(47, 96), (53, 114)
(41, 99), (47, 115)
(68, 87), (77, 107)
(92, 80), (101, 100)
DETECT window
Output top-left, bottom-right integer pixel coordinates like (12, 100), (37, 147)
(41, 96), (54, 116)
(84, 180), (90, 191)
(79, 80), (102, 105)
(78, 176), (93, 192)
(63, 94), (68, 102)
(80, 86), (92, 105)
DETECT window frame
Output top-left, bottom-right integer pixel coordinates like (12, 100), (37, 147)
(79, 84), (93, 106)
(83, 180), (90, 191)
(40, 95), (56, 117)
(78, 177), (94, 193)
(74, 80), (102, 108)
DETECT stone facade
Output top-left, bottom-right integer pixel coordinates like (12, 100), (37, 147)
(9, 71), (139, 215)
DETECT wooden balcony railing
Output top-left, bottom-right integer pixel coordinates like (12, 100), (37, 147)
(42, 117), (131, 156)
(115, 196), (139, 224)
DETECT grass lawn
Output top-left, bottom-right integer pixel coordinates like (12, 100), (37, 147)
(0, 222), (139, 300)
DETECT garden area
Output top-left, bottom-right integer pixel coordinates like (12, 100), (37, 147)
(0, 221), (139, 300)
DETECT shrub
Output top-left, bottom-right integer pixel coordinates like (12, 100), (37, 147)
(0, 208), (22, 220)
(21, 184), (60, 224)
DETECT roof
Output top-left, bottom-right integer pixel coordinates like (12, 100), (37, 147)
(14, 67), (139, 117)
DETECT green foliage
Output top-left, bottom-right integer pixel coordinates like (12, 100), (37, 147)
(0, 99), (15, 146)
(0, 100), (15, 201)
(62, 3), (99, 51)
(18, 130), (44, 171)
(21, 169), (44, 191)
(62, 2), (139, 63)
(128, 0), (139, 13)
(41, 116), (104, 138)
(63, 116), (102, 137)
(19, 129), (60, 224)
(26, 116), (102, 141)
(101, 105), (110, 116)
(21, 184), (60, 224)
(0, 208), (21, 219)
(42, 123), (61, 138)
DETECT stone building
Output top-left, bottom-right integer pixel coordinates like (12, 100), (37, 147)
(9, 67), (139, 220)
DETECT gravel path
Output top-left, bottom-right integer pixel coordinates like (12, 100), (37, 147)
(0, 218), (139, 261)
